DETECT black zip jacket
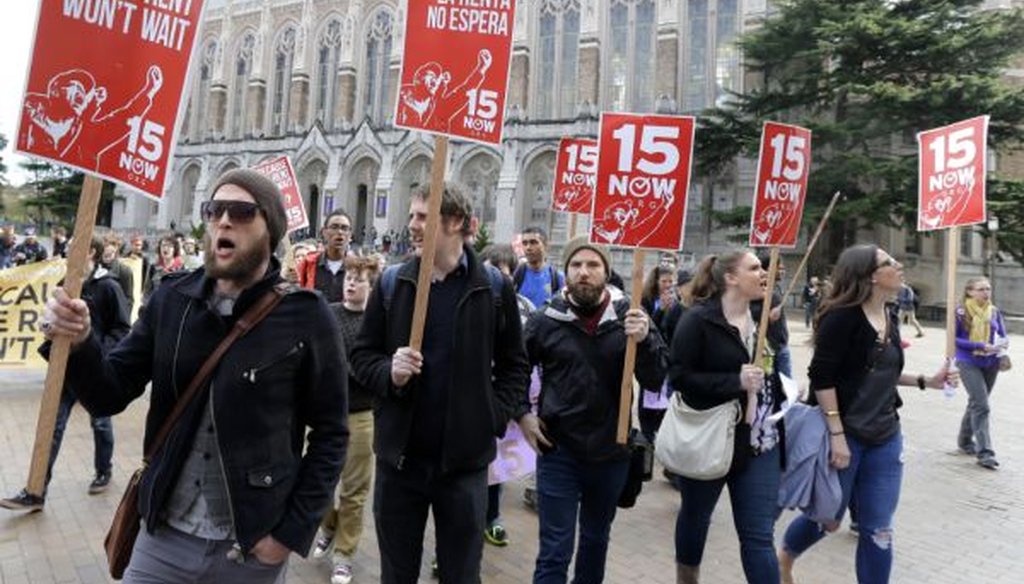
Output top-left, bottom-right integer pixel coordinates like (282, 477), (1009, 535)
(668, 298), (786, 469)
(69, 261), (348, 555)
(350, 245), (530, 475)
(40, 268), (131, 373)
(526, 290), (667, 462)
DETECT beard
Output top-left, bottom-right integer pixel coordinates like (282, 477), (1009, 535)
(203, 231), (270, 283)
(566, 280), (605, 308)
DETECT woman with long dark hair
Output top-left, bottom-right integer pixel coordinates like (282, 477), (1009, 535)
(779, 244), (957, 584)
(668, 249), (785, 584)
(640, 265), (681, 443)
(955, 277), (1008, 470)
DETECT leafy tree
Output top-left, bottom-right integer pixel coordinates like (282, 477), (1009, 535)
(474, 221), (492, 253)
(696, 0), (1024, 264)
(20, 160), (119, 228)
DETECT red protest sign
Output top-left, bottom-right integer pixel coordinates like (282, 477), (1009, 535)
(590, 113), (695, 251)
(15, 0), (205, 200)
(253, 156), (309, 234)
(394, 0), (515, 145)
(749, 122), (812, 248)
(552, 138), (597, 214)
(918, 116), (988, 231)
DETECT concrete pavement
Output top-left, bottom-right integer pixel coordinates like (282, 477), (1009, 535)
(2, 320), (1022, 583)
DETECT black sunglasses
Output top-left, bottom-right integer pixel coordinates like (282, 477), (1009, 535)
(200, 200), (262, 224)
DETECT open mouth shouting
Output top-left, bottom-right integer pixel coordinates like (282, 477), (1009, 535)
(214, 235), (237, 260)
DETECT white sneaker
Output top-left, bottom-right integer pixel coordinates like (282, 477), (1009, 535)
(311, 528), (335, 559)
(330, 556), (354, 584)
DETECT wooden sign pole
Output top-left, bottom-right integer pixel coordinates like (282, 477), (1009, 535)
(616, 248), (646, 445)
(781, 191), (842, 303)
(27, 174), (104, 497)
(568, 213), (578, 240)
(409, 136), (449, 351)
(945, 226), (960, 361)
(749, 248), (780, 423)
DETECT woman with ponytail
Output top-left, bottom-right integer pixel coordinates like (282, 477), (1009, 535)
(779, 245), (958, 584)
(667, 249), (786, 584)
(955, 277), (1008, 470)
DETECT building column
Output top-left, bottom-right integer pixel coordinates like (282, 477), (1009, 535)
(577, 37), (600, 108)
(494, 140), (520, 244)
(288, 73), (310, 132)
(246, 79), (267, 136)
(336, 66), (357, 127)
(208, 84), (227, 137)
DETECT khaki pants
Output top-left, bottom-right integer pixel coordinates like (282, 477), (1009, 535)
(322, 410), (375, 558)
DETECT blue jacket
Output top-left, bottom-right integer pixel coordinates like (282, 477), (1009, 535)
(778, 403), (842, 523)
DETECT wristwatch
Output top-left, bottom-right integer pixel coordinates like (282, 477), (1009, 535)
(916, 374), (927, 391)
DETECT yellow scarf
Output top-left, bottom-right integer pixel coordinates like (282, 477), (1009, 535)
(964, 298), (993, 352)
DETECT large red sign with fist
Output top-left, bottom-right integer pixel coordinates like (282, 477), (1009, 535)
(15, 0), (205, 199)
(590, 113), (695, 251)
(749, 122), (812, 248)
(918, 116), (988, 231)
(394, 0), (516, 145)
(552, 137), (597, 214)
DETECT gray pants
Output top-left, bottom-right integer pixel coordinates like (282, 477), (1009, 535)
(123, 524), (287, 584)
(957, 362), (999, 459)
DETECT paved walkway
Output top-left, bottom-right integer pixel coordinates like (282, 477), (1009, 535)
(2, 321), (1022, 583)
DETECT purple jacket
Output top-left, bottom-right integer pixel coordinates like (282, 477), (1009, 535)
(955, 306), (1007, 369)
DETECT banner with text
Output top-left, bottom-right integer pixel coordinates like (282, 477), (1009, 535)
(253, 156), (309, 233)
(749, 122), (812, 248)
(552, 137), (597, 214)
(394, 0), (516, 145)
(0, 260), (65, 370)
(917, 116), (988, 231)
(16, 0), (205, 200)
(590, 113), (695, 250)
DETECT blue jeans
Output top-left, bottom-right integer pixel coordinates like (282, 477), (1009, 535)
(534, 448), (629, 584)
(775, 346), (793, 379)
(783, 432), (903, 584)
(675, 446), (781, 584)
(47, 387), (114, 490)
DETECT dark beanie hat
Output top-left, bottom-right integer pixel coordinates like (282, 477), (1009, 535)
(210, 168), (287, 254)
(562, 236), (611, 275)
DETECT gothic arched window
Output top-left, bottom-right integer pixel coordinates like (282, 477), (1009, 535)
(682, 0), (740, 112)
(607, 0), (656, 112)
(363, 10), (394, 124)
(535, 0), (580, 119)
(230, 32), (256, 138)
(270, 26), (297, 135)
(315, 19), (343, 128)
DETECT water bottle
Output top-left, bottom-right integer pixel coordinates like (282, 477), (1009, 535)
(943, 359), (958, 399)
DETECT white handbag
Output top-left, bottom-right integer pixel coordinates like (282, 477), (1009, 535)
(655, 393), (741, 480)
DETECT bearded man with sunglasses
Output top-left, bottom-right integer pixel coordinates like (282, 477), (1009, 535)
(40, 168), (349, 583)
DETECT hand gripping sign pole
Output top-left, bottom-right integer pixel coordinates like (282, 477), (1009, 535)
(409, 136), (449, 351)
(26, 175), (103, 496)
(616, 249), (646, 444)
(590, 113), (696, 444)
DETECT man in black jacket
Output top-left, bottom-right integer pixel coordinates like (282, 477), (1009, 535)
(351, 181), (530, 584)
(1, 236), (131, 512)
(37, 169), (349, 583)
(519, 236), (667, 584)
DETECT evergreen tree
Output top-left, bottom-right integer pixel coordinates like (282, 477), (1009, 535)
(20, 160), (118, 228)
(697, 0), (1024, 263)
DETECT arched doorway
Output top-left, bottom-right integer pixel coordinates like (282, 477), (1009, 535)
(345, 157), (380, 245)
(179, 164), (202, 229)
(393, 156), (431, 233)
(298, 159), (328, 238)
(458, 152), (501, 230)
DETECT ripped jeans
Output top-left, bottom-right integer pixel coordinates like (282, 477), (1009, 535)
(783, 432), (903, 584)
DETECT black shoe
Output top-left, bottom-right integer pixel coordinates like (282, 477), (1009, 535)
(958, 444), (978, 456)
(978, 457), (1000, 470)
(88, 473), (111, 495)
(0, 489), (45, 512)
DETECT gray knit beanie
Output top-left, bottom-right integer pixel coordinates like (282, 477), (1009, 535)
(210, 168), (287, 254)
(562, 236), (612, 275)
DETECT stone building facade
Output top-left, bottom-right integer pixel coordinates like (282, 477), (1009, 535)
(111, 0), (1024, 312)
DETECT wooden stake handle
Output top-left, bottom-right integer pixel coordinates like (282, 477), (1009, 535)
(782, 191), (842, 303)
(569, 213), (578, 240)
(27, 175), (103, 497)
(616, 249), (645, 445)
(945, 227), (960, 360)
(409, 136), (449, 352)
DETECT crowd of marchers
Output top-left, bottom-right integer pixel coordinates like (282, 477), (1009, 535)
(4, 168), (1011, 584)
